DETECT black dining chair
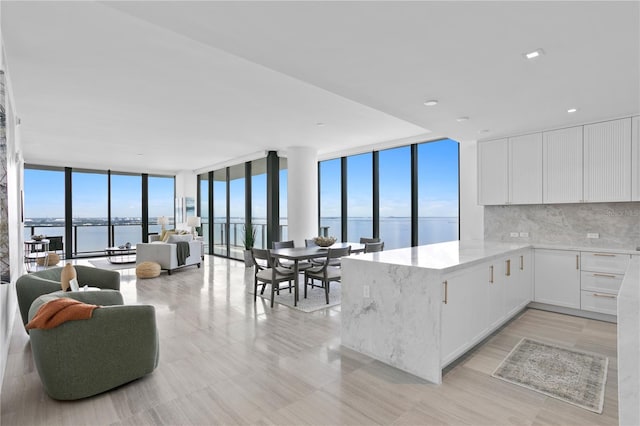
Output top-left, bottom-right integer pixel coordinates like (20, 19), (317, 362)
(364, 241), (384, 253)
(272, 240), (312, 271)
(251, 248), (296, 308)
(359, 237), (381, 244)
(304, 246), (351, 304)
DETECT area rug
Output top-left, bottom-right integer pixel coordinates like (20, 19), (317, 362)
(251, 281), (341, 313)
(492, 338), (608, 413)
(88, 259), (136, 271)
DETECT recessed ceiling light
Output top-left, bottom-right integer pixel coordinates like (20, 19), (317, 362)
(316, 122), (325, 126)
(524, 48), (545, 60)
(567, 108), (578, 113)
(478, 129), (491, 134)
(456, 116), (469, 122)
(423, 100), (439, 106)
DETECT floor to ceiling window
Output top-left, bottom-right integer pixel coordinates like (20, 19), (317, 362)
(418, 139), (459, 244)
(279, 158), (288, 242)
(228, 164), (245, 260)
(251, 158), (267, 249)
(319, 158), (341, 240)
(23, 167), (65, 249)
(148, 175), (175, 234)
(72, 170), (108, 255)
(318, 138), (459, 249)
(346, 153), (373, 242)
(212, 169), (227, 256)
(199, 173), (209, 253)
(110, 173), (142, 247)
(379, 146), (412, 250)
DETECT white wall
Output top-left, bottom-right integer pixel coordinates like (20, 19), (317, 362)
(459, 140), (484, 240)
(0, 39), (23, 397)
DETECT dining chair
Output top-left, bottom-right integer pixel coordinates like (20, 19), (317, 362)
(251, 248), (296, 308)
(272, 240), (312, 271)
(304, 246), (351, 304)
(304, 239), (317, 248)
(364, 241), (384, 253)
(359, 237), (381, 244)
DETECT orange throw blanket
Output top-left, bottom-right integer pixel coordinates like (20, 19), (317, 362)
(26, 298), (99, 330)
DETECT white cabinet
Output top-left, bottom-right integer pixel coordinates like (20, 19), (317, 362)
(583, 118), (632, 202)
(478, 134), (542, 205)
(487, 261), (505, 329)
(509, 133), (543, 204)
(441, 249), (534, 366)
(633, 116), (640, 201)
(505, 251), (533, 317)
(478, 138), (508, 205)
(534, 249), (581, 309)
(543, 126), (583, 203)
(441, 263), (486, 365)
(580, 251), (630, 316)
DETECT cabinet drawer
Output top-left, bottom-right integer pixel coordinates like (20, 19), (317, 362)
(580, 271), (623, 294)
(581, 291), (617, 315)
(580, 252), (630, 274)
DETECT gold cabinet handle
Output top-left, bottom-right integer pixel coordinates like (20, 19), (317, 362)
(443, 280), (448, 304)
(506, 259), (511, 277)
(489, 266), (494, 283)
(520, 255), (524, 271)
(592, 293), (616, 299)
(593, 273), (617, 279)
(576, 255), (580, 270)
(593, 253), (616, 257)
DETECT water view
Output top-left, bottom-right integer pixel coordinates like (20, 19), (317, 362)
(24, 216), (458, 255)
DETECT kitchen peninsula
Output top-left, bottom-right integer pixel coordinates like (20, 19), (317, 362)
(341, 240), (532, 384)
(342, 240), (638, 386)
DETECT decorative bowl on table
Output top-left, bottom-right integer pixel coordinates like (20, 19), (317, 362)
(313, 236), (337, 247)
(31, 235), (46, 241)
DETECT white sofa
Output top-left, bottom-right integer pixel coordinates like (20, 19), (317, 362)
(136, 235), (202, 274)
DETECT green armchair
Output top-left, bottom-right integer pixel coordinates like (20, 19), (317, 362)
(16, 265), (120, 330)
(28, 291), (159, 400)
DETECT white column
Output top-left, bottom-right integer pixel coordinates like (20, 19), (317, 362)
(286, 146), (318, 247)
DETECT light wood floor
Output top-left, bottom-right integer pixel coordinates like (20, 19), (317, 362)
(1, 256), (618, 425)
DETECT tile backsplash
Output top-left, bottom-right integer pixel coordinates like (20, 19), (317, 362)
(484, 202), (640, 250)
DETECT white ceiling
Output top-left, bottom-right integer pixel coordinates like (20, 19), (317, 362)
(2, 1), (639, 174)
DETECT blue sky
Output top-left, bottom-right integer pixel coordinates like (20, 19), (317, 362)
(24, 138), (458, 220)
(24, 170), (174, 218)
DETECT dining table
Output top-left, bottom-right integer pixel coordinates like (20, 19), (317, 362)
(270, 242), (366, 306)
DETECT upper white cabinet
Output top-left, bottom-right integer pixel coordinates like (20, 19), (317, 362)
(543, 126), (583, 203)
(583, 118), (632, 202)
(478, 138), (508, 205)
(509, 133), (543, 204)
(478, 134), (542, 205)
(633, 116), (640, 201)
(479, 116), (637, 205)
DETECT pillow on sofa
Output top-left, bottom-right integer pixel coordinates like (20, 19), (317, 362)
(167, 234), (193, 243)
(161, 230), (176, 242)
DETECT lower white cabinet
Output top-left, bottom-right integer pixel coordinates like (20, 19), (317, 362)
(441, 263), (486, 365)
(441, 249), (533, 366)
(534, 249), (581, 309)
(506, 251), (533, 317)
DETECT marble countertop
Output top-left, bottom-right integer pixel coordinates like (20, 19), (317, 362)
(347, 240), (639, 272)
(348, 240), (530, 272)
(532, 243), (639, 255)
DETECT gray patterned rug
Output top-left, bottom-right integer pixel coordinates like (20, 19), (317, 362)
(252, 281), (340, 313)
(492, 338), (608, 413)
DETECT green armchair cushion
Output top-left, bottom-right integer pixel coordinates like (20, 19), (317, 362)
(28, 291), (159, 400)
(16, 265), (120, 330)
